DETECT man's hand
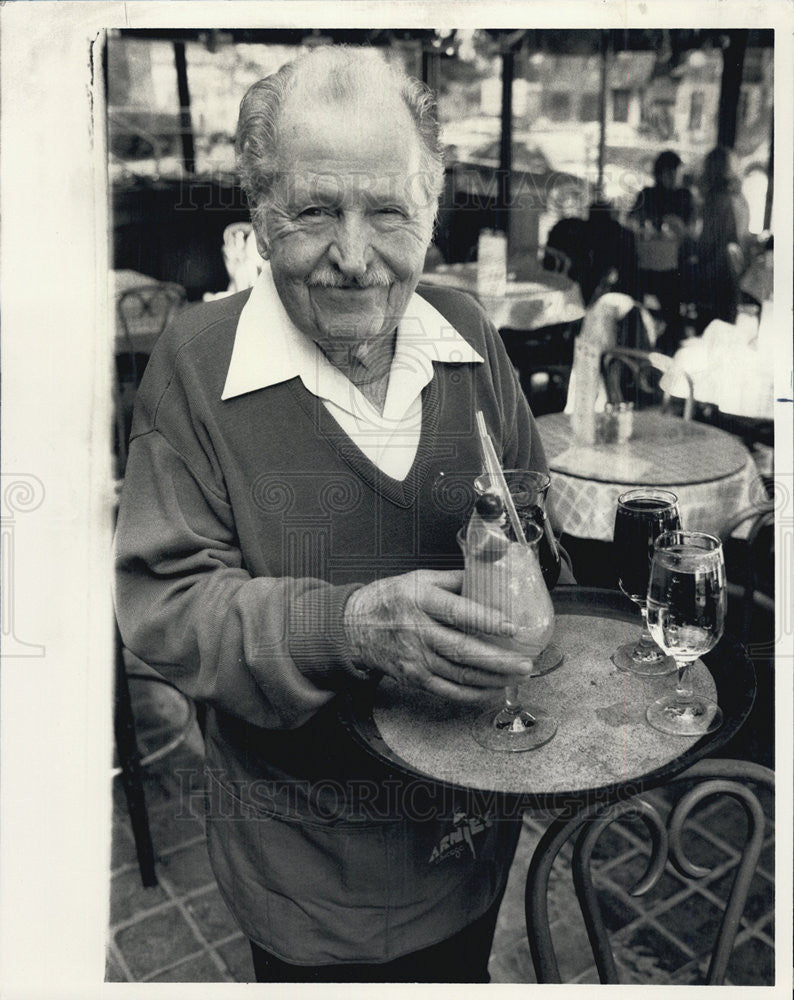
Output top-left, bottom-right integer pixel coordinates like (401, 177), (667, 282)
(343, 569), (536, 703)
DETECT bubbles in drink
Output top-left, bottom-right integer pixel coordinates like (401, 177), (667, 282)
(646, 543), (726, 661)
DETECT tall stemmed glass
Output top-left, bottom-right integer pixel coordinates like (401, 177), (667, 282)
(612, 488), (682, 675)
(458, 518), (557, 752)
(645, 530), (726, 736)
(474, 469), (563, 674)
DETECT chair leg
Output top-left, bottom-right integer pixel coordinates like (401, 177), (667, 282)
(114, 632), (158, 887)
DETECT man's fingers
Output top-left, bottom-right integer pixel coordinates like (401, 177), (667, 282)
(422, 673), (501, 704)
(420, 586), (516, 638)
(423, 622), (535, 678)
(431, 659), (515, 690)
(418, 569), (463, 592)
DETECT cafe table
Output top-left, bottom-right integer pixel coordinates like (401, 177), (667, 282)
(534, 411), (765, 543)
(341, 587), (756, 972)
(420, 261), (585, 332)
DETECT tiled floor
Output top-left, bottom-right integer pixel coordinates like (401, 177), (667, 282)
(107, 691), (775, 985)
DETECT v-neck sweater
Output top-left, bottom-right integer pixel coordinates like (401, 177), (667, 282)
(114, 282), (566, 964)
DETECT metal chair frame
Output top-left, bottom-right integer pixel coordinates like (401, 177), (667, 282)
(721, 502), (775, 646)
(114, 282), (186, 477)
(525, 758), (774, 984)
(113, 620), (197, 888)
(600, 345), (695, 420)
(116, 282), (187, 376)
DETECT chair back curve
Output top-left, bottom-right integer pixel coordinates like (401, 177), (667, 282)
(600, 345), (695, 420)
(525, 758), (774, 984)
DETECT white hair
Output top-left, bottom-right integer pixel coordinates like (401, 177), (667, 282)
(235, 45), (445, 229)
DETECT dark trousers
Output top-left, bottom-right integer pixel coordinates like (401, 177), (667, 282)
(638, 268), (684, 354)
(249, 891), (504, 983)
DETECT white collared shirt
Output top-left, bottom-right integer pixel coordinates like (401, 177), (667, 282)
(222, 266), (483, 480)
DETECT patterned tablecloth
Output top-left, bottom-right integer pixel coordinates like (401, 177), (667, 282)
(420, 262), (585, 331)
(536, 411), (765, 542)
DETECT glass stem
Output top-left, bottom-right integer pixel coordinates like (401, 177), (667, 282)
(503, 683), (521, 714)
(634, 605), (659, 655)
(675, 661), (694, 704)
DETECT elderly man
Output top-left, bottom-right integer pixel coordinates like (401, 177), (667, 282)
(115, 45), (573, 983)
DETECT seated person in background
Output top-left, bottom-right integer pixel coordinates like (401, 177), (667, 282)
(545, 200), (638, 306)
(683, 145), (751, 331)
(114, 45), (574, 985)
(628, 150), (695, 354)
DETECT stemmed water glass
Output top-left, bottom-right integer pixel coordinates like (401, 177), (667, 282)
(612, 488), (682, 675)
(458, 520), (557, 752)
(645, 530), (726, 736)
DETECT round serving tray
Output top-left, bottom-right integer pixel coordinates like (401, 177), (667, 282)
(340, 587), (756, 810)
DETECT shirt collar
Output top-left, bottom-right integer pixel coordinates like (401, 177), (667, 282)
(221, 264), (483, 406)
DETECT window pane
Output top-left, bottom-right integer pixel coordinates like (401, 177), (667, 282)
(107, 37), (183, 179)
(612, 89), (630, 123)
(735, 46), (773, 233)
(688, 91), (704, 131)
(433, 31), (504, 262)
(579, 92), (600, 122)
(185, 42), (304, 175)
(543, 90), (572, 122)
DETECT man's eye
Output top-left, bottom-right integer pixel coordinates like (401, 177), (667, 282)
(299, 207), (331, 218)
(376, 207), (405, 217)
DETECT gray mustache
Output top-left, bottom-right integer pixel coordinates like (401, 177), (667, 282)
(306, 264), (394, 289)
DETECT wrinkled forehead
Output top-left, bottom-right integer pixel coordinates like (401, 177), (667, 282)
(273, 165), (432, 210)
(276, 90), (422, 161)
(270, 94), (433, 213)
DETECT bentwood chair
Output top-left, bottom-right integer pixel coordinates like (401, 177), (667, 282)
(525, 758), (774, 984)
(116, 281), (187, 359)
(720, 501), (775, 649)
(112, 503), (197, 888)
(719, 500), (775, 768)
(600, 346), (695, 420)
(114, 281), (186, 477)
(113, 619), (197, 888)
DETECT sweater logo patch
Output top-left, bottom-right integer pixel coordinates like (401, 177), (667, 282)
(428, 811), (494, 864)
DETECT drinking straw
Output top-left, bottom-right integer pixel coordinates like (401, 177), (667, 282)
(474, 410), (527, 545)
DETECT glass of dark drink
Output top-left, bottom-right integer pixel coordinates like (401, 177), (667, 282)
(474, 470), (563, 675)
(612, 488), (682, 675)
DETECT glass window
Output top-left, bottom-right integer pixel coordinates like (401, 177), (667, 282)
(543, 90), (573, 122)
(435, 41), (502, 158)
(611, 89), (630, 123)
(107, 37), (183, 179)
(734, 47), (774, 233)
(579, 92), (600, 122)
(107, 34), (419, 181)
(688, 90), (704, 131)
(184, 41), (304, 175)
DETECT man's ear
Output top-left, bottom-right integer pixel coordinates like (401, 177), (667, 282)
(253, 225), (271, 261)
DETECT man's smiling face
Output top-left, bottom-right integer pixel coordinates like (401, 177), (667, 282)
(259, 92), (435, 360)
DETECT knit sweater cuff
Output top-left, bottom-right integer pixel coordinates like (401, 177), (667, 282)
(287, 582), (371, 687)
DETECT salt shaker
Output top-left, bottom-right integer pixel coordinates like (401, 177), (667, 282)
(616, 402), (634, 443)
